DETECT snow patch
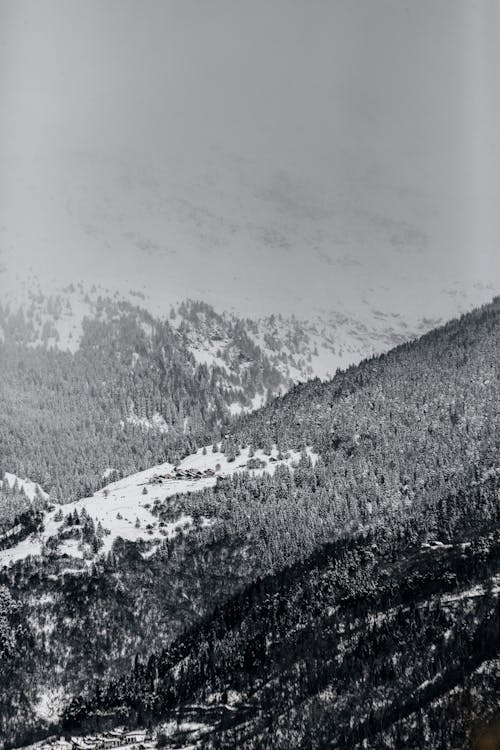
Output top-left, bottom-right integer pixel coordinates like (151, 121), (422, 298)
(0, 473), (49, 501)
(126, 412), (169, 433)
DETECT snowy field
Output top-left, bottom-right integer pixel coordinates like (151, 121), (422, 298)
(0, 444), (317, 567)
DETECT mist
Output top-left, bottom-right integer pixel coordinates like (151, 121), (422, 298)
(1, 0), (499, 319)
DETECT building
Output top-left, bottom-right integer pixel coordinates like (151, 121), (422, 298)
(71, 740), (96, 750)
(124, 732), (148, 745)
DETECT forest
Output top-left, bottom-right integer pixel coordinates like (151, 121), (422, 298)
(1, 297), (500, 748)
(0, 296), (285, 502)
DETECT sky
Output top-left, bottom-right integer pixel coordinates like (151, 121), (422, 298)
(0, 0), (499, 321)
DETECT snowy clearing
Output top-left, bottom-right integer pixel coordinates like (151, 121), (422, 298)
(126, 411), (170, 433)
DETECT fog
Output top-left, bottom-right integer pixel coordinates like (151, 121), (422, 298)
(1, 0), (499, 319)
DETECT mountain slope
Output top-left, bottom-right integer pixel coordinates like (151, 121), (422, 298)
(0, 445), (315, 568)
(3, 298), (500, 748)
(0, 293), (288, 502)
(0, 279), (434, 381)
(63, 502), (500, 749)
(0, 283), (437, 503)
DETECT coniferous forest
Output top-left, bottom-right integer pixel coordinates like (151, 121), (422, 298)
(0, 296), (286, 502)
(2, 2), (498, 748)
(1, 297), (500, 748)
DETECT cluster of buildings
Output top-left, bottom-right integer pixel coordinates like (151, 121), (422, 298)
(71, 729), (151, 750)
(25, 729), (152, 750)
(151, 466), (216, 484)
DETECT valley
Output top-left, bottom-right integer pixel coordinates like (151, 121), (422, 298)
(2, 3), (498, 747)
(1, 297), (500, 748)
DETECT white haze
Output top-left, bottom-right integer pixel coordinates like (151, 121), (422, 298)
(0, 0), (499, 323)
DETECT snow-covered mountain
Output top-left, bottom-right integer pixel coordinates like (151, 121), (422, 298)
(0, 277), (459, 396)
(1, 149), (498, 341)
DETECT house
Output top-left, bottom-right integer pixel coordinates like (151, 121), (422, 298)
(67, 730), (152, 750)
(100, 739), (120, 749)
(71, 740), (96, 750)
(204, 468), (215, 477)
(149, 474), (168, 485)
(124, 732), (148, 745)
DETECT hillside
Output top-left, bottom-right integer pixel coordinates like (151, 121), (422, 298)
(58, 297), (500, 749)
(0, 282), (434, 503)
(2, 298), (500, 748)
(63, 502), (500, 749)
(0, 292), (285, 502)
(0, 278), (432, 380)
(0, 445), (316, 568)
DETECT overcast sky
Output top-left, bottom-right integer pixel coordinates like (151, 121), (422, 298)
(0, 0), (499, 320)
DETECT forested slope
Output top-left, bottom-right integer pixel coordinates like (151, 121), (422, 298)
(0, 296), (284, 501)
(2, 298), (500, 748)
(63, 483), (500, 749)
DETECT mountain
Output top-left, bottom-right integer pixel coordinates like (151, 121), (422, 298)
(63, 507), (500, 750)
(0, 275), (440, 377)
(2, 297), (500, 748)
(1, 147), (497, 399)
(0, 281), (440, 503)
(0, 290), (285, 502)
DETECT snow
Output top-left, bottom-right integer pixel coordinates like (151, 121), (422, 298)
(441, 578), (500, 604)
(49, 294), (92, 353)
(0, 472), (49, 501)
(228, 392), (268, 415)
(1, 285), (100, 354)
(0, 444), (318, 567)
(420, 540), (453, 552)
(157, 718), (214, 742)
(228, 402), (244, 416)
(0, 536), (43, 565)
(190, 344), (231, 373)
(126, 411), (169, 433)
(415, 674), (441, 692)
(34, 686), (67, 723)
(245, 311), (413, 383)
